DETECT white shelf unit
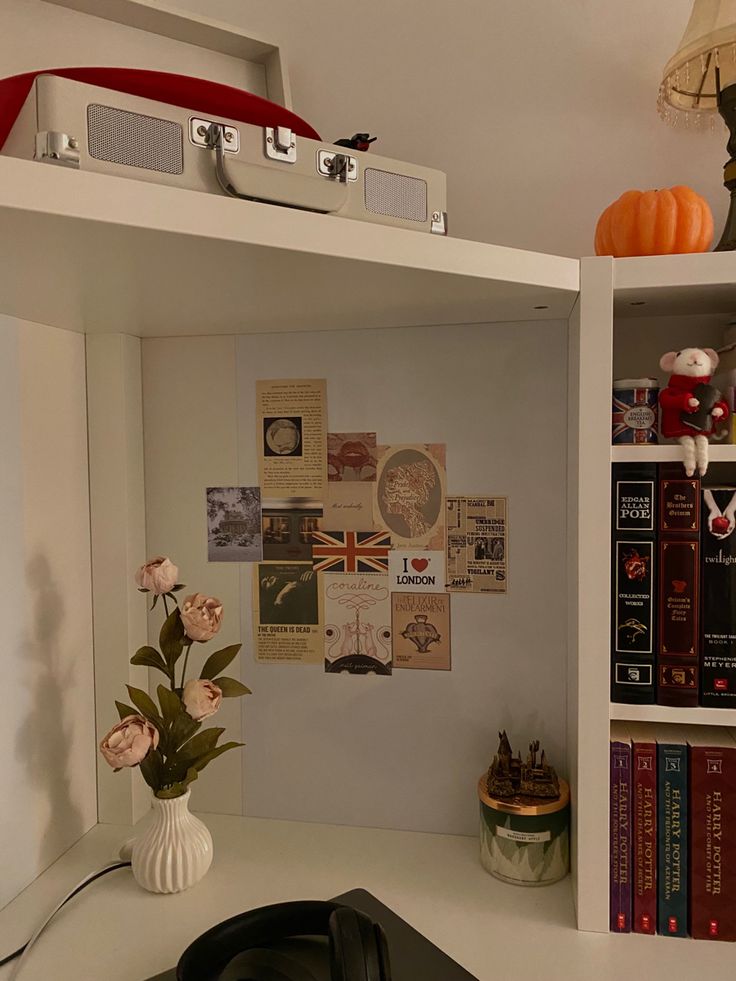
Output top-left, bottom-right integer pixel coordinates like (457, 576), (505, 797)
(0, 156), (578, 336)
(613, 251), (736, 318)
(0, 156), (589, 917)
(612, 444), (736, 463)
(570, 252), (736, 935)
(4, 148), (735, 938)
(610, 702), (736, 726)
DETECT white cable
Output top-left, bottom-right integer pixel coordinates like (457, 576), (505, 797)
(8, 861), (131, 980)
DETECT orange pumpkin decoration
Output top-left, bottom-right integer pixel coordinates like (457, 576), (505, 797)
(594, 186), (713, 257)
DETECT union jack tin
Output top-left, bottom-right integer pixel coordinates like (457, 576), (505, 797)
(612, 378), (659, 444)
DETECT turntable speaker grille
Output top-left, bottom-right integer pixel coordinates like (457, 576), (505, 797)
(87, 104), (184, 174)
(364, 168), (427, 222)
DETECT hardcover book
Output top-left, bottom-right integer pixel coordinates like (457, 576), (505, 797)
(611, 463), (657, 703)
(701, 487), (736, 707)
(628, 724), (657, 934)
(610, 722), (633, 932)
(657, 465), (700, 707)
(656, 726), (688, 937)
(688, 727), (736, 941)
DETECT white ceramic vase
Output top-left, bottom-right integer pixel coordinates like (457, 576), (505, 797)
(131, 789), (213, 893)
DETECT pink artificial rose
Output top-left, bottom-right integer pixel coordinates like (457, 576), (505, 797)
(100, 715), (159, 768)
(135, 556), (178, 595)
(181, 593), (223, 643)
(182, 678), (223, 721)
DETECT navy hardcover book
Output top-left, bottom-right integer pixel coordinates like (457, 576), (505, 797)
(657, 733), (688, 937)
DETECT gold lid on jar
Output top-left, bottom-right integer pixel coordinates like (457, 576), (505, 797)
(477, 776), (570, 816)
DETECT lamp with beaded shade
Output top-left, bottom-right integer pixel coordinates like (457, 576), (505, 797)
(659, 0), (736, 249)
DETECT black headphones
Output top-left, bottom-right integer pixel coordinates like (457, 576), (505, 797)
(176, 900), (392, 981)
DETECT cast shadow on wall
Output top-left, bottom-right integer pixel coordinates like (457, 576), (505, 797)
(15, 553), (86, 871)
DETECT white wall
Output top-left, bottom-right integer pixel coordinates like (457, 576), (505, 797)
(1, 0), (720, 257)
(0, 318), (96, 910)
(142, 336), (244, 816)
(0, 0), (265, 94)
(142, 319), (569, 835)
(167, 0), (727, 258)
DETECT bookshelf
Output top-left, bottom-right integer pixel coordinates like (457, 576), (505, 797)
(2, 140), (735, 939)
(610, 703), (736, 726)
(0, 153), (583, 923)
(0, 156), (577, 336)
(612, 444), (736, 463)
(569, 252), (736, 935)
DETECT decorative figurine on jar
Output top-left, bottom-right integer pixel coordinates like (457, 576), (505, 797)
(478, 731), (569, 886)
(658, 347), (729, 476)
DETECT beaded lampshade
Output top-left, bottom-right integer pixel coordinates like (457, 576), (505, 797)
(659, 0), (736, 248)
(659, 0), (736, 124)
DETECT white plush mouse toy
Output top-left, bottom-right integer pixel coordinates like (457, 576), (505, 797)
(658, 347), (729, 476)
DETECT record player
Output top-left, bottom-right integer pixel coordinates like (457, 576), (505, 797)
(144, 889), (478, 981)
(0, 69), (447, 235)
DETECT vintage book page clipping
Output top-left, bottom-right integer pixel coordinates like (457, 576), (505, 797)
(256, 379), (327, 497)
(446, 496), (508, 593)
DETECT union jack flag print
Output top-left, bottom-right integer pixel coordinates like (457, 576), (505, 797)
(311, 530), (391, 573)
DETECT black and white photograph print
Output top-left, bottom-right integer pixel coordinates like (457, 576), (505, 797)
(257, 563), (319, 625)
(207, 486), (262, 562)
(263, 416), (303, 457)
(471, 536), (505, 561)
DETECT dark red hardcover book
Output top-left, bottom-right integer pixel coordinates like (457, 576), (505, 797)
(629, 724), (657, 934)
(658, 466), (700, 706)
(688, 728), (736, 941)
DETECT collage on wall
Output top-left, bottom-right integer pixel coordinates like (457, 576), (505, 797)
(206, 379), (508, 675)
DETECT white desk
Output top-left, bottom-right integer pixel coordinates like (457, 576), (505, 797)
(0, 814), (731, 980)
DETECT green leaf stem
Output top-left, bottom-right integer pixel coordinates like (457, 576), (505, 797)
(159, 608), (185, 671)
(200, 644), (241, 681)
(139, 748), (164, 791)
(155, 766), (199, 798)
(214, 676), (252, 697)
(130, 646), (170, 678)
(115, 700), (138, 721)
(191, 741), (244, 773)
(168, 712), (201, 753)
(126, 685), (164, 729)
(176, 727), (224, 762)
(157, 684), (182, 727)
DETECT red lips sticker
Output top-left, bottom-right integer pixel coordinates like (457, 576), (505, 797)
(411, 558), (429, 573)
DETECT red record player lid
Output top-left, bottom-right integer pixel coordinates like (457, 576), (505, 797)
(0, 66), (320, 151)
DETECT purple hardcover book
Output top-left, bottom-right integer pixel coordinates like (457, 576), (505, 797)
(610, 723), (633, 932)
